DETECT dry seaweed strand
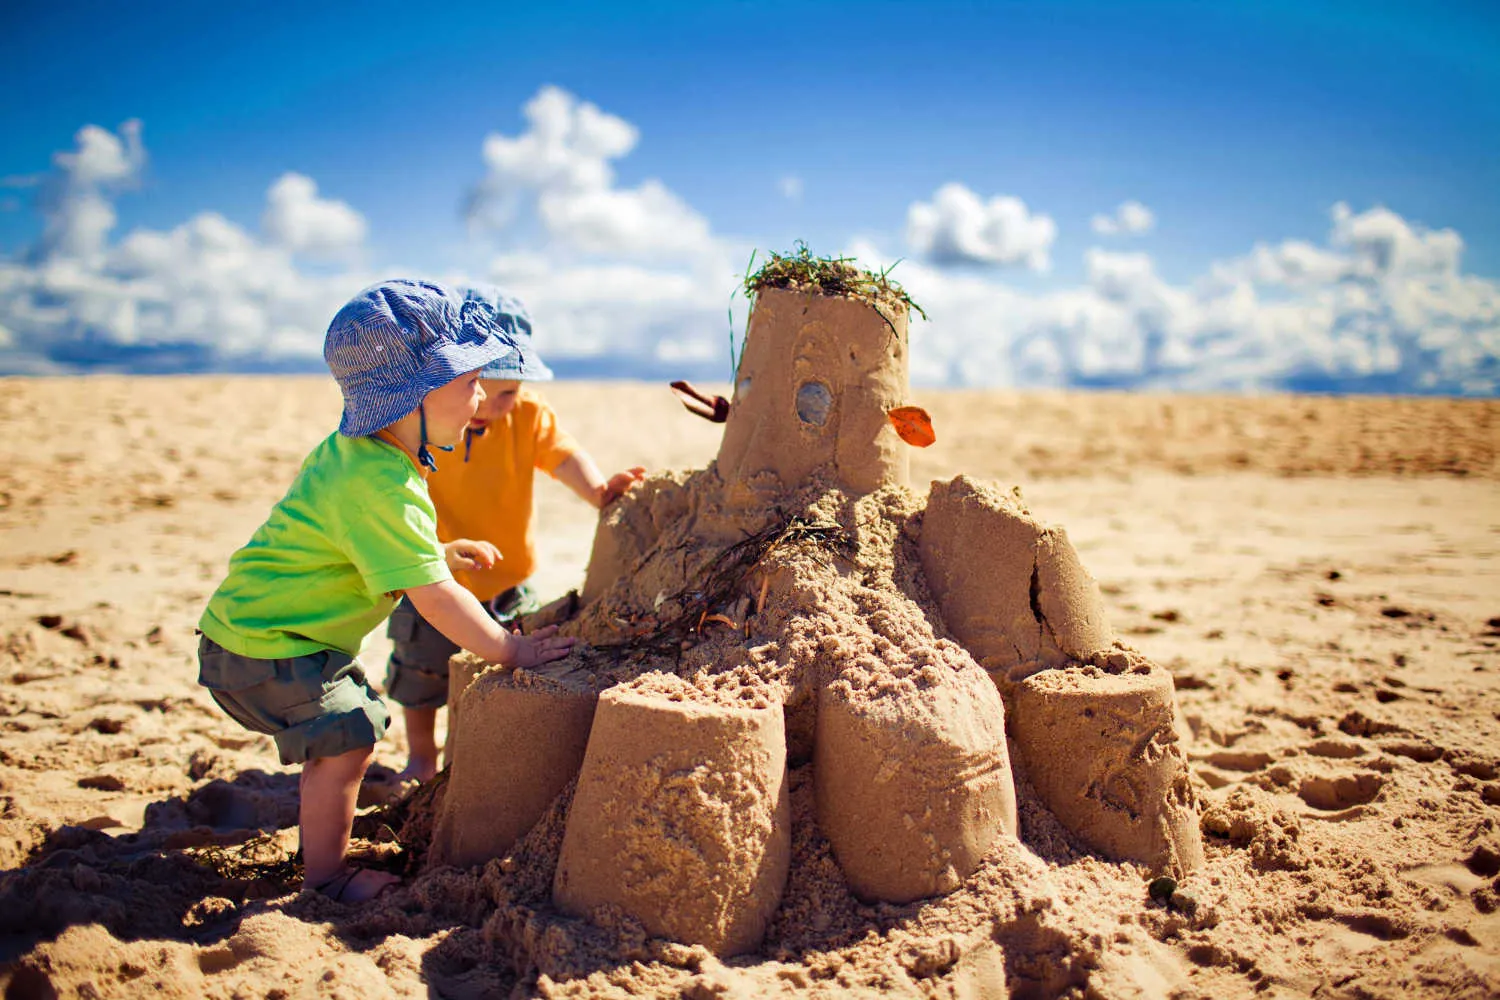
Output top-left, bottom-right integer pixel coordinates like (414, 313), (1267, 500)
(744, 241), (926, 316)
(352, 770), (451, 873)
(190, 832), (301, 886)
(190, 804), (410, 886)
(593, 513), (855, 658)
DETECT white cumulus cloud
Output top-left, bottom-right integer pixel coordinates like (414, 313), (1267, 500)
(36, 119), (146, 260)
(1330, 201), (1462, 278)
(873, 201), (1498, 394)
(262, 173), (368, 261)
(0, 93), (742, 381)
(483, 250), (732, 375)
(1091, 200), (1155, 237)
(0, 124), (372, 372)
(1, 101), (1496, 396)
(1208, 239), (1349, 289)
(906, 183), (1057, 271)
(466, 85), (712, 261)
(457, 86), (742, 377)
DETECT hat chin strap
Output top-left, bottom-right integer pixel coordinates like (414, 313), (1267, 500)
(417, 404), (454, 472)
(462, 423), (489, 462)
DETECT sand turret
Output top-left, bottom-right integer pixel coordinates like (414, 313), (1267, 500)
(717, 285), (911, 495)
(429, 247), (1202, 956)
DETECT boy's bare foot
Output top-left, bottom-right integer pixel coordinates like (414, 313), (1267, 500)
(397, 756), (438, 783)
(309, 866), (399, 903)
(355, 761), (422, 806)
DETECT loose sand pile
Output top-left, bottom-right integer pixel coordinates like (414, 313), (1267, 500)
(0, 359), (1496, 997)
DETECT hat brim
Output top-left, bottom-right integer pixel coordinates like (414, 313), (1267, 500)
(479, 358), (554, 382)
(338, 337), (519, 437)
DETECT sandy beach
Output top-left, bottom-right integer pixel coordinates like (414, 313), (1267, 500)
(1, 377), (1497, 998)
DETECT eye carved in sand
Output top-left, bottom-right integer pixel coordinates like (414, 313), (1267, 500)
(795, 381), (833, 426)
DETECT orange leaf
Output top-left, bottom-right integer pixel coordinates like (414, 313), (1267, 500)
(887, 405), (936, 448)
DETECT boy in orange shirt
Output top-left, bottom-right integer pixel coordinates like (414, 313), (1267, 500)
(385, 286), (644, 781)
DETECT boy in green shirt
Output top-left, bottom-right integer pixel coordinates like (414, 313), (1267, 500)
(198, 279), (574, 903)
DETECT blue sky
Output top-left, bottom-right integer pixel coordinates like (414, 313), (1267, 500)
(2, 0), (1497, 391)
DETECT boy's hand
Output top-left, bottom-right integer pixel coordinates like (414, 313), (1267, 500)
(445, 539), (501, 572)
(408, 579), (565, 667)
(507, 624), (576, 668)
(599, 467), (647, 507)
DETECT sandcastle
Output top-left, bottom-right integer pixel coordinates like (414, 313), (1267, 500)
(427, 250), (1203, 957)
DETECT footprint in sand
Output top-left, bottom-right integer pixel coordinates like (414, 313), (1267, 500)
(1296, 771), (1384, 811)
(1203, 750), (1276, 772)
(1380, 738), (1445, 763)
(86, 715), (129, 735)
(1338, 710), (1408, 738)
(1303, 739), (1367, 760)
(77, 774), (125, 792)
(1448, 755), (1498, 781)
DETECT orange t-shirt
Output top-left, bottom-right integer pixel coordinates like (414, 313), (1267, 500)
(427, 389), (579, 601)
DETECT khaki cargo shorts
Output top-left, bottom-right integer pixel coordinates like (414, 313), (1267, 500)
(197, 634), (389, 765)
(383, 584), (538, 710)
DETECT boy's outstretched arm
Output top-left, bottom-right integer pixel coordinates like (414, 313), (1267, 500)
(553, 451), (646, 509)
(405, 578), (573, 667)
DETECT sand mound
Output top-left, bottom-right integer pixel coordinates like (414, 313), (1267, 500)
(429, 277), (1201, 969)
(554, 680), (790, 955)
(429, 660), (600, 870)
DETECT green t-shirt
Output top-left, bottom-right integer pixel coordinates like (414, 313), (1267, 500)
(199, 432), (451, 659)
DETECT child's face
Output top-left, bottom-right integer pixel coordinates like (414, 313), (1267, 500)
(469, 379), (522, 429)
(423, 369), (487, 446)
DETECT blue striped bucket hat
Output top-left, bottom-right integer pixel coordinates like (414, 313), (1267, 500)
(460, 285), (554, 382)
(325, 279), (521, 437)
